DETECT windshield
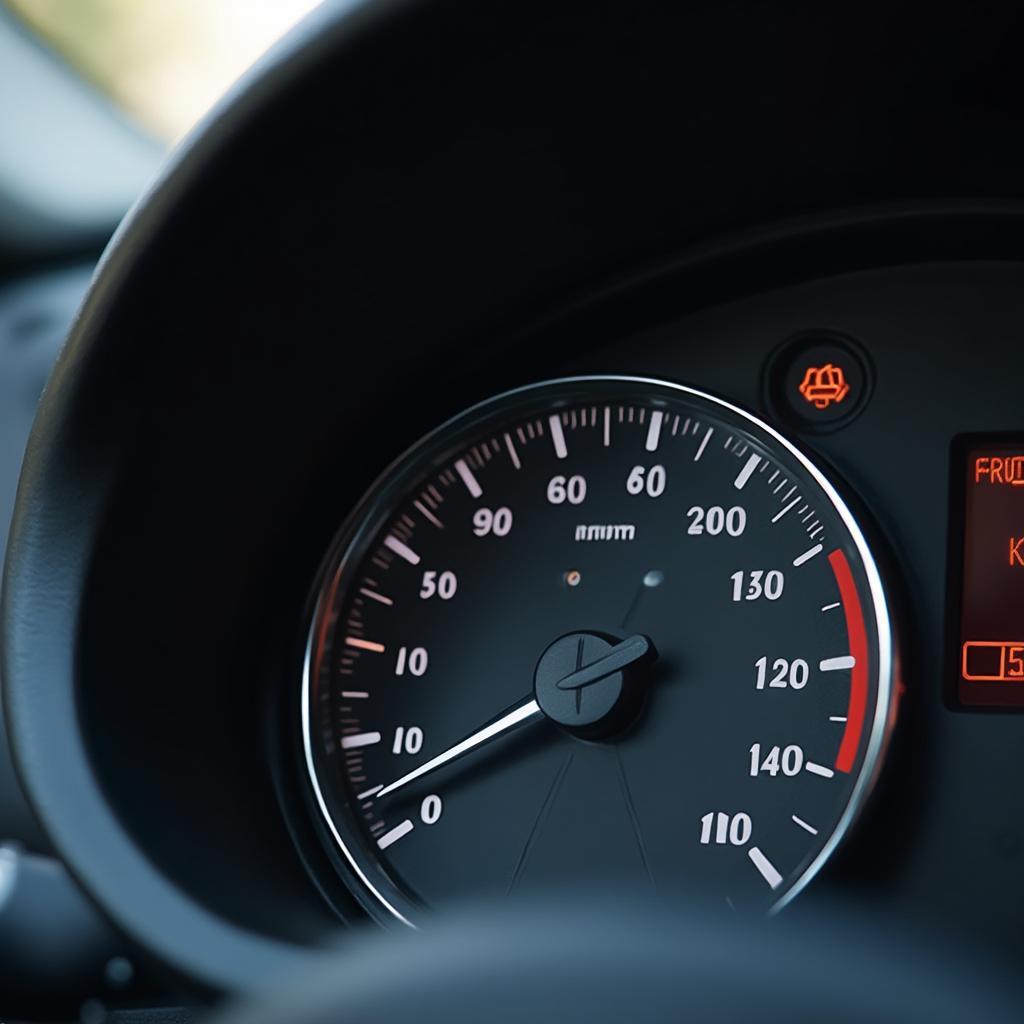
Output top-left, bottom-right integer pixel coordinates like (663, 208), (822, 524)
(6, 0), (321, 142)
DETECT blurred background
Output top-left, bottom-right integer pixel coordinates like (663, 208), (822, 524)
(0, 7), (328, 1008)
(7, 0), (322, 142)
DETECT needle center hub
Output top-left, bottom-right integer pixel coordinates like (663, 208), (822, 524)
(533, 631), (655, 740)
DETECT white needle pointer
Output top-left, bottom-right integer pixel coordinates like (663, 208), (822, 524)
(373, 697), (543, 799)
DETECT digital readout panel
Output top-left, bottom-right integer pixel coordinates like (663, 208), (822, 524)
(958, 442), (1024, 707)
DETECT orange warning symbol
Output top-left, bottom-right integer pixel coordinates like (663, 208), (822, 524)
(798, 363), (850, 410)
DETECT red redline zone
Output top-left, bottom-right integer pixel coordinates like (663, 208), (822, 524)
(828, 548), (869, 774)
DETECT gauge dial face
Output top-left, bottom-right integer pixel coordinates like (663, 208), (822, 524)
(302, 377), (894, 924)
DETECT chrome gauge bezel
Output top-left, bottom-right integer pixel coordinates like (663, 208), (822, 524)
(300, 375), (897, 927)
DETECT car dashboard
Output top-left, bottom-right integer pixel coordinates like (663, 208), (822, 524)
(4, 1), (1024, 1018)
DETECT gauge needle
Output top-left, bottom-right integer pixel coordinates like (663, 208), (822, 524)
(554, 634), (653, 690)
(372, 635), (654, 801)
(373, 697), (543, 799)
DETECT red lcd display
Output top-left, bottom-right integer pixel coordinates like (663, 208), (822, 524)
(957, 442), (1024, 707)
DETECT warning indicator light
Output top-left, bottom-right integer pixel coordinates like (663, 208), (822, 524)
(798, 363), (850, 410)
(766, 334), (871, 432)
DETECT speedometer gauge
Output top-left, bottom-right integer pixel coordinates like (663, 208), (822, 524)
(302, 377), (895, 924)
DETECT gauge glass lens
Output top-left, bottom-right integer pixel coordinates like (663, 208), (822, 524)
(302, 377), (893, 923)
